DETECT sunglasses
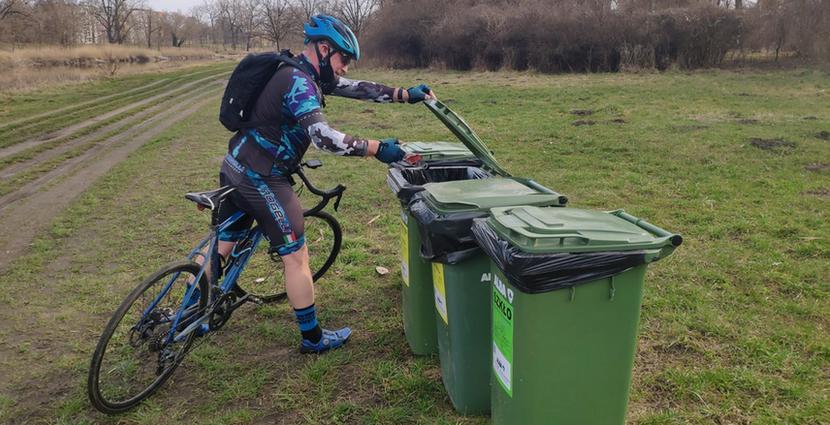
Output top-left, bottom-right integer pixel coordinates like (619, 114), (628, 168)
(338, 52), (352, 65)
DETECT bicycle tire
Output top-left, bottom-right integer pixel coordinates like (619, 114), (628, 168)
(88, 260), (208, 414)
(233, 210), (342, 303)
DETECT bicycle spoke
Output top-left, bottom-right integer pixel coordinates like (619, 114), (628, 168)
(89, 262), (207, 413)
(233, 212), (340, 302)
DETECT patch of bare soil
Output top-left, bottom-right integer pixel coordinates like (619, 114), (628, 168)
(571, 109), (594, 116)
(572, 120), (596, 126)
(672, 124), (708, 132)
(803, 188), (830, 197)
(736, 118), (759, 125)
(0, 88), (219, 274)
(805, 163), (830, 172)
(0, 78), (170, 132)
(803, 116), (818, 121)
(0, 73), (223, 160)
(610, 118), (627, 124)
(748, 138), (796, 151)
(815, 131), (830, 140)
(0, 94), (251, 422)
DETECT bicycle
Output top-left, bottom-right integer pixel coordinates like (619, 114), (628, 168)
(87, 159), (345, 414)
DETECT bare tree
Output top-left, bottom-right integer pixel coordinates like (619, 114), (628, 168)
(84, 0), (144, 44)
(294, 0), (327, 21)
(1, 0), (30, 21)
(193, 1), (222, 45)
(33, 0), (83, 45)
(135, 8), (162, 48)
(217, 0), (243, 49)
(163, 11), (191, 46)
(262, 0), (292, 49)
(331, 0), (379, 37)
(238, 0), (261, 50)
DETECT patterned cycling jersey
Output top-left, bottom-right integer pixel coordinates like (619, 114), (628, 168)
(227, 54), (400, 176)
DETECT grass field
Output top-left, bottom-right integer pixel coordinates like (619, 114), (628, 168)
(0, 65), (828, 424)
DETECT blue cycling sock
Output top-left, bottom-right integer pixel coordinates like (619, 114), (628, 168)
(294, 304), (322, 343)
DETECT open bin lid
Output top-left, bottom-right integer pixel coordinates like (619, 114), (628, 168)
(486, 205), (683, 256)
(420, 179), (566, 213)
(401, 141), (474, 161)
(424, 99), (512, 177)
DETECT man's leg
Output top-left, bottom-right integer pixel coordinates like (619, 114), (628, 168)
(280, 244), (351, 353)
(282, 244), (314, 308)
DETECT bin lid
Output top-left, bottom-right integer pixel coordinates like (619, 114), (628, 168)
(422, 178), (564, 213)
(424, 99), (511, 177)
(486, 205), (682, 253)
(401, 141), (473, 161)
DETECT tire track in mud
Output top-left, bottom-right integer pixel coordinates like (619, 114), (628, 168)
(0, 71), (228, 160)
(0, 87), (221, 273)
(0, 77), (171, 131)
(0, 76), (227, 180)
(0, 66), (225, 137)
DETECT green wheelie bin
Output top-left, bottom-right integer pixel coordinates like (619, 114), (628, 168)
(471, 206), (683, 425)
(407, 100), (568, 415)
(387, 141), (487, 355)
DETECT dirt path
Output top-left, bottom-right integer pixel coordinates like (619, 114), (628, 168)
(0, 77), (226, 180)
(0, 78), (171, 131)
(0, 72), (226, 160)
(0, 86), (221, 274)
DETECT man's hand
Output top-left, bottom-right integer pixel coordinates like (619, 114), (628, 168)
(406, 84), (436, 103)
(374, 138), (406, 163)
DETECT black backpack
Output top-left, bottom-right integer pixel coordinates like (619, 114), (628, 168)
(219, 50), (305, 132)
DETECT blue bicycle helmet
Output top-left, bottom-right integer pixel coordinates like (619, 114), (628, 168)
(303, 15), (360, 61)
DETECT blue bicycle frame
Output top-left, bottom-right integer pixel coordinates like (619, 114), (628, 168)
(136, 210), (264, 345)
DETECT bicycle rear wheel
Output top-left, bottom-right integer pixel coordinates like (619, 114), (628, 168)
(234, 211), (341, 303)
(88, 261), (208, 414)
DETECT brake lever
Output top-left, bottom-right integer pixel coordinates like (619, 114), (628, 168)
(333, 185), (346, 211)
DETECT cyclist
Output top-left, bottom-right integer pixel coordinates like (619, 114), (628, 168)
(215, 15), (435, 353)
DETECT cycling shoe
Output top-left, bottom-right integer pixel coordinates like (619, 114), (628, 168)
(300, 327), (352, 354)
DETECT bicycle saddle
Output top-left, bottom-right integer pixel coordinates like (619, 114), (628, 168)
(185, 186), (236, 210)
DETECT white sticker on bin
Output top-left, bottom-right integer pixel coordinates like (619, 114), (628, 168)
(493, 342), (512, 395)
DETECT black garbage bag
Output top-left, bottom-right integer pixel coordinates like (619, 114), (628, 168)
(408, 192), (489, 264)
(390, 157), (483, 170)
(387, 165), (490, 206)
(471, 219), (648, 294)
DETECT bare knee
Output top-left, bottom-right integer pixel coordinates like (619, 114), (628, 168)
(279, 244), (309, 271)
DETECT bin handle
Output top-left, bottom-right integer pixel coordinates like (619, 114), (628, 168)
(508, 225), (592, 244)
(524, 179), (569, 205)
(608, 209), (683, 247)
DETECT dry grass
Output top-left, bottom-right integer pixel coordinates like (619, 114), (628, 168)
(0, 45), (216, 70)
(0, 44), (228, 92)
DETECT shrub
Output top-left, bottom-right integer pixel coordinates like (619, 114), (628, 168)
(364, 1), (750, 72)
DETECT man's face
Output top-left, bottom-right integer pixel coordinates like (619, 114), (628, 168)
(331, 50), (350, 76)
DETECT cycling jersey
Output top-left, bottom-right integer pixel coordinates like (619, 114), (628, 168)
(227, 55), (398, 176)
(220, 54), (401, 255)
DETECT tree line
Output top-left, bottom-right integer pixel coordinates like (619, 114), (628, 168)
(1, 0), (828, 71)
(0, 0), (378, 51)
(367, 0), (830, 71)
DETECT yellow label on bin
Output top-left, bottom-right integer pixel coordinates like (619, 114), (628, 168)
(400, 215), (409, 287)
(433, 262), (448, 325)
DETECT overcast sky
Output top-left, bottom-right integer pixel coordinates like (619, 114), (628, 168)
(146, 0), (204, 14)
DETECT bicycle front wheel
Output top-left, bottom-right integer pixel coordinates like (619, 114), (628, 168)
(234, 211), (342, 303)
(88, 261), (208, 414)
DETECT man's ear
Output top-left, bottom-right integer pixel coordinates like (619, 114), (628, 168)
(317, 41), (330, 56)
